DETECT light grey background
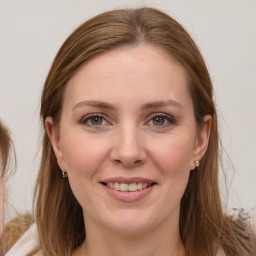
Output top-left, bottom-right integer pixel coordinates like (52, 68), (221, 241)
(0, 0), (256, 219)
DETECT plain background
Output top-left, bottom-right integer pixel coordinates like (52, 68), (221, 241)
(0, 0), (255, 219)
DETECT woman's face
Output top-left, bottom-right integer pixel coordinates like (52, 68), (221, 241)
(47, 44), (211, 235)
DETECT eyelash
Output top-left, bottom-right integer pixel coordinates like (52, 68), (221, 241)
(79, 113), (176, 128)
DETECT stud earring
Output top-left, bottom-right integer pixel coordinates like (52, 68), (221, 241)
(61, 169), (68, 178)
(195, 160), (200, 168)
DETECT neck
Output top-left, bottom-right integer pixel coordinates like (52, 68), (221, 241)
(73, 216), (185, 256)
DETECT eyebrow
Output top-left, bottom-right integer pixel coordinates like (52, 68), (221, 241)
(141, 100), (183, 110)
(72, 99), (183, 111)
(73, 100), (115, 111)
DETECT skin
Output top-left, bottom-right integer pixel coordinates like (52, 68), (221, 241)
(46, 44), (212, 256)
(0, 177), (5, 243)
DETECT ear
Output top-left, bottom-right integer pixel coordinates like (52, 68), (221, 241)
(190, 114), (212, 170)
(45, 116), (67, 171)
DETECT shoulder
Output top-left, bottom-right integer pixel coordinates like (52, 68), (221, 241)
(5, 223), (43, 256)
(217, 247), (226, 256)
(250, 207), (256, 234)
(3, 213), (34, 252)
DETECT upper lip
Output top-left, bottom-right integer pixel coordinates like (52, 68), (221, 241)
(101, 177), (157, 185)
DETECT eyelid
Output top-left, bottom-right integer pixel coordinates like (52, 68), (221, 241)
(149, 113), (175, 121)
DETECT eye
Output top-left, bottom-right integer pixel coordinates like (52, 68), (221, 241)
(152, 116), (165, 126)
(89, 116), (104, 125)
(80, 114), (109, 126)
(147, 113), (176, 127)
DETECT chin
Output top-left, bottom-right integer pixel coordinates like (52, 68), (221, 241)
(110, 222), (151, 236)
(102, 210), (157, 236)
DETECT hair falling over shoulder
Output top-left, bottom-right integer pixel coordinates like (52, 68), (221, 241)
(0, 120), (17, 254)
(33, 7), (256, 256)
(0, 213), (34, 254)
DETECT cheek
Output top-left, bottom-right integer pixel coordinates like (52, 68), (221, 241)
(149, 134), (195, 183)
(157, 138), (193, 206)
(60, 134), (111, 208)
(61, 133), (109, 177)
(157, 137), (193, 168)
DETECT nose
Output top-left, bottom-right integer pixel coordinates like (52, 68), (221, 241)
(110, 124), (147, 168)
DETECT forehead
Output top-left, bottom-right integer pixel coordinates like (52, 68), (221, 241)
(63, 44), (192, 109)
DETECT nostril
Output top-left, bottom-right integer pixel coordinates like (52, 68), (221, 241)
(112, 158), (143, 167)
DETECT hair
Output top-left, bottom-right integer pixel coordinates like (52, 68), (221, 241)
(34, 7), (256, 256)
(0, 213), (34, 254)
(0, 123), (33, 255)
(0, 120), (17, 254)
(0, 121), (15, 179)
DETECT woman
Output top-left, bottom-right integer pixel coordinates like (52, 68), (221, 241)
(0, 123), (34, 255)
(0, 121), (14, 242)
(7, 7), (256, 256)
(0, 121), (16, 253)
(0, 121), (10, 245)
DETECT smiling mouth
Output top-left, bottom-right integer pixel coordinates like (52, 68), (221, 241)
(101, 182), (155, 192)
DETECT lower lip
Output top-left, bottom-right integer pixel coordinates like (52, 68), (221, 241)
(102, 184), (155, 202)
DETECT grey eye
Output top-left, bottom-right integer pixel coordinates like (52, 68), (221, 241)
(80, 114), (109, 127)
(147, 113), (176, 128)
(90, 116), (103, 125)
(152, 116), (165, 126)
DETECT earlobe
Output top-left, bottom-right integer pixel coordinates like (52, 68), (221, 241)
(45, 117), (65, 171)
(191, 115), (212, 170)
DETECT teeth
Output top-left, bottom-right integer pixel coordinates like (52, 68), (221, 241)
(142, 183), (147, 189)
(106, 182), (151, 191)
(128, 183), (137, 192)
(120, 183), (129, 192)
(114, 182), (120, 190)
(137, 183), (142, 190)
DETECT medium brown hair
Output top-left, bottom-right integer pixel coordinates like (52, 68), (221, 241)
(34, 7), (256, 256)
(0, 120), (16, 253)
(0, 122), (32, 254)
(0, 213), (34, 254)
(0, 121), (15, 178)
